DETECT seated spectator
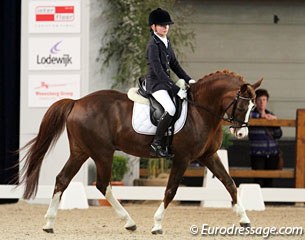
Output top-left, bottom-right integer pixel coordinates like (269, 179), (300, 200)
(248, 89), (283, 187)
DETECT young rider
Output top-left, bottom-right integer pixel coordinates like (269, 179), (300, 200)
(146, 8), (195, 158)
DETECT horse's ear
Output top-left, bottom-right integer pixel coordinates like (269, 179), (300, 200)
(252, 78), (263, 90)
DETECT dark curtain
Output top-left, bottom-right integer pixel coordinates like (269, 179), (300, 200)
(0, 0), (21, 203)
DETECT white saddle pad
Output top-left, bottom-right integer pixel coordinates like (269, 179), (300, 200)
(132, 101), (188, 135)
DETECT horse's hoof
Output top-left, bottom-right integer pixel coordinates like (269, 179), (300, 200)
(240, 222), (251, 228)
(125, 225), (137, 231)
(43, 228), (54, 234)
(151, 229), (163, 235)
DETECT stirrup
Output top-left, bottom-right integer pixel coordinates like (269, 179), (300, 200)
(150, 143), (174, 159)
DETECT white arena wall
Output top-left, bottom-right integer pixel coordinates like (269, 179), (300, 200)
(20, 0), (91, 203)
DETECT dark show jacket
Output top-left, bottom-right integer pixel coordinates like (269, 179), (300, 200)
(145, 34), (191, 95)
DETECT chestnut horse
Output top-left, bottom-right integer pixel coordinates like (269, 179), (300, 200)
(19, 70), (262, 234)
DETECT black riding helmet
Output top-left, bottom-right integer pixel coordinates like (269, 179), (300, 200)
(148, 8), (174, 26)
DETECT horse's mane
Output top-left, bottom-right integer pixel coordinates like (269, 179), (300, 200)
(191, 70), (247, 101)
(200, 69), (245, 84)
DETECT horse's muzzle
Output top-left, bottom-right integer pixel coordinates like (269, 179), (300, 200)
(229, 126), (249, 139)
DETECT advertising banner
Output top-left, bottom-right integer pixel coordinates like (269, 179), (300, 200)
(29, 0), (81, 33)
(28, 37), (81, 70)
(28, 74), (80, 107)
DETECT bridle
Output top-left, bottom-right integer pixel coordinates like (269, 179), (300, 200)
(186, 90), (254, 128)
(222, 91), (254, 128)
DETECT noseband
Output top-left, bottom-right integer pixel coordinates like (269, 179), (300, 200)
(187, 90), (254, 128)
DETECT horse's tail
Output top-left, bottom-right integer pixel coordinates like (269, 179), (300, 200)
(19, 98), (75, 199)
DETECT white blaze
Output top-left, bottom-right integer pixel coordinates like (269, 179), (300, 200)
(230, 100), (254, 139)
(244, 100), (254, 123)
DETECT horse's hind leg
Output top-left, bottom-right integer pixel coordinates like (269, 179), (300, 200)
(94, 155), (136, 231)
(43, 152), (88, 233)
(200, 153), (250, 227)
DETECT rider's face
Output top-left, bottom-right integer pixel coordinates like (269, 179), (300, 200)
(152, 24), (169, 37)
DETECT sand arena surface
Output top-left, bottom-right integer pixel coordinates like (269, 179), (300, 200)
(0, 201), (304, 240)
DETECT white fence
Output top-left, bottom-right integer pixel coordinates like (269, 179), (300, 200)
(1, 185), (305, 202)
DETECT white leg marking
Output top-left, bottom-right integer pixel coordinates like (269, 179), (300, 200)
(233, 196), (250, 224)
(152, 202), (165, 234)
(43, 192), (61, 230)
(105, 185), (136, 229)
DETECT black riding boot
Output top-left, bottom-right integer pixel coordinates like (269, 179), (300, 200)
(150, 111), (174, 158)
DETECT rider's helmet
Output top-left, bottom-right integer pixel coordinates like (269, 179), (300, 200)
(148, 8), (174, 26)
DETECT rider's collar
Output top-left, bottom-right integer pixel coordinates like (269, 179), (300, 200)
(153, 33), (168, 48)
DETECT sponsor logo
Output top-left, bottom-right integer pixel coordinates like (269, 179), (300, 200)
(35, 81), (67, 89)
(34, 80), (74, 98)
(35, 6), (75, 22)
(36, 41), (72, 67)
(50, 40), (62, 54)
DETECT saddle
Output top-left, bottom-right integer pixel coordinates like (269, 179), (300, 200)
(137, 77), (183, 127)
(137, 78), (183, 150)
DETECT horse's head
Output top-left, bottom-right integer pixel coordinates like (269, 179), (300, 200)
(224, 78), (263, 139)
(189, 70), (263, 139)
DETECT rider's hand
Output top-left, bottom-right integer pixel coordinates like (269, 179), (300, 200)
(185, 79), (196, 90)
(265, 114), (277, 120)
(177, 89), (187, 99)
(189, 79), (196, 84)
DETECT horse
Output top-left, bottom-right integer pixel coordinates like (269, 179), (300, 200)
(18, 70), (262, 234)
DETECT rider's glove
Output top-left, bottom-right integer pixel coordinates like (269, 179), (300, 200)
(188, 79), (196, 84)
(177, 89), (187, 99)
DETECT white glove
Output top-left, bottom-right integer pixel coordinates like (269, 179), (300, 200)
(176, 79), (187, 89)
(189, 79), (196, 84)
(177, 88), (187, 99)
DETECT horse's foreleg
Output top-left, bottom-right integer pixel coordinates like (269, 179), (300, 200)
(95, 160), (136, 231)
(43, 153), (87, 233)
(152, 159), (188, 234)
(202, 154), (250, 227)
(233, 195), (251, 227)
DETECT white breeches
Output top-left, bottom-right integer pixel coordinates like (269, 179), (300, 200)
(152, 90), (176, 116)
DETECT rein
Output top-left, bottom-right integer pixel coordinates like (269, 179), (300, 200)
(186, 90), (254, 127)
